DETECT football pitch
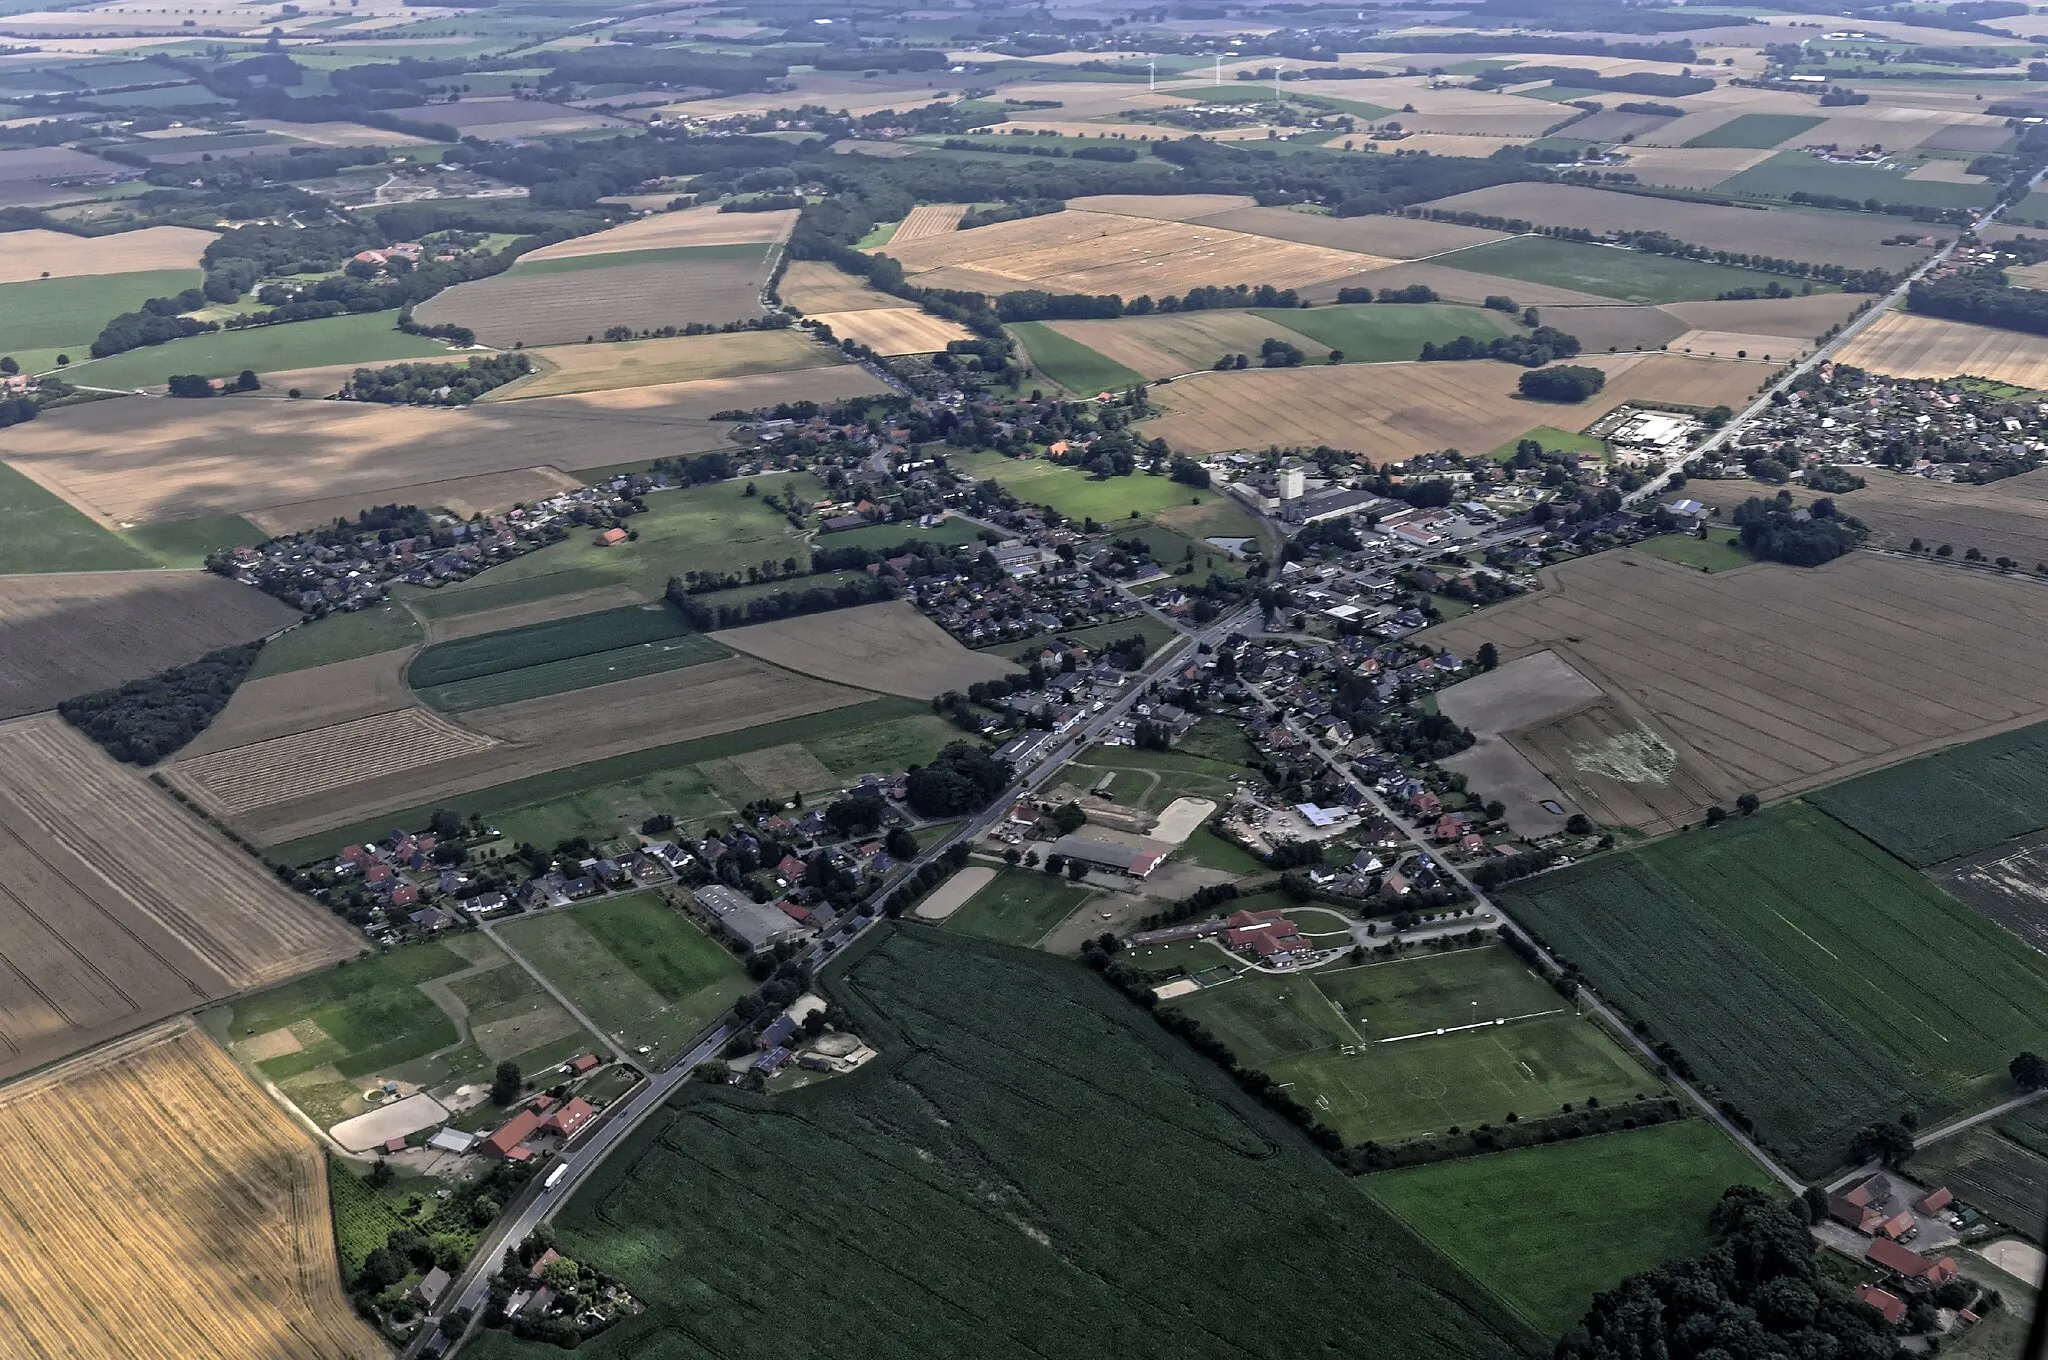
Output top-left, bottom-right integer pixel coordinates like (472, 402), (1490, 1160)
(1160, 944), (1652, 1145)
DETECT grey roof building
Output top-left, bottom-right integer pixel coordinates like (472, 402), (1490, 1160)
(694, 884), (797, 952)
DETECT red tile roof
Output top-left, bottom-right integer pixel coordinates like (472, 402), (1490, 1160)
(1856, 1285), (1906, 1325)
(483, 1110), (544, 1159)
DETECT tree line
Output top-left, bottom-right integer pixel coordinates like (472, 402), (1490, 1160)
(339, 353), (531, 406)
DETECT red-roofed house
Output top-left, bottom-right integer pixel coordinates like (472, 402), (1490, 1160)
(1856, 1285), (1907, 1325)
(482, 1110), (544, 1160)
(542, 1097), (595, 1139)
(775, 855), (807, 883)
(595, 527), (628, 547)
(1877, 1210), (1915, 1241)
(568, 1053), (601, 1076)
(1915, 1187), (1953, 1215)
(1431, 814), (1463, 842)
(1865, 1238), (1959, 1291)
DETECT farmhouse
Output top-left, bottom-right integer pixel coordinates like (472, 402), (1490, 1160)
(1829, 1173), (1897, 1234)
(1046, 833), (1168, 878)
(481, 1110), (546, 1161)
(694, 884), (800, 952)
(1864, 1238), (1959, 1292)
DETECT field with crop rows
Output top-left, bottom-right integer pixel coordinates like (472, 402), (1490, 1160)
(1835, 310), (2048, 390)
(327, 1154), (409, 1277)
(1502, 803), (2048, 1175)
(467, 925), (1539, 1360)
(0, 1021), (383, 1359)
(408, 601), (727, 707)
(1910, 1126), (2048, 1235)
(169, 706), (498, 816)
(1809, 721), (2048, 867)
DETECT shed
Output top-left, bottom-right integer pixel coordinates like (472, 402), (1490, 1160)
(595, 527), (628, 546)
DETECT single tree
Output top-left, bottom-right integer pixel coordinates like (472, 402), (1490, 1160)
(2012, 1051), (2048, 1090)
(1476, 642), (1499, 672)
(1849, 1119), (1915, 1170)
(490, 1060), (522, 1106)
(1735, 792), (1761, 816)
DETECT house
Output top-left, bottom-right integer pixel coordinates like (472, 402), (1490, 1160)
(1876, 1210), (1915, 1241)
(414, 1267), (452, 1308)
(1046, 833), (1168, 878)
(1221, 908), (1314, 964)
(1864, 1238), (1959, 1292)
(481, 1110), (545, 1160)
(1855, 1284), (1907, 1325)
(594, 527), (628, 547)
(541, 1097), (595, 1139)
(567, 1053), (601, 1076)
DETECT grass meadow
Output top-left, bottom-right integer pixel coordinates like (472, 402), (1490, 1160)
(1631, 529), (1753, 572)
(121, 513), (268, 567)
(1365, 1120), (1780, 1334)
(249, 603), (424, 678)
(1502, 802), (2048, 1175)
(69, 311), (449, 389)
(218, 940), (470, 1085)
(1011, 320), (1145, 395)
(0, 267), (200, 368)
(1487, 424), (1606, 460)
(943, 868), (1095, 947)
(464, 925), (1540, 1360)
(1682, 113), (1822, 149)
(1808, 721), (2048, 866)
(0, 460), (159, 573)
(1719, 152), (1997, 211)
(1439, 236), (1830, 305)
(947, 451), (1233, 524)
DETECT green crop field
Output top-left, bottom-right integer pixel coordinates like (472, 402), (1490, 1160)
(1151, 944), (1652, 1145)
(498, 892), (750, 1064)
(947, 450), (1232, 524)
(1807, 722), (2048, 866)
(1438, 236), (1830, 305)
(1365, 1120), (1780, 1334)
(509, 242), (771, 278)
(419, 635), (727, 711)
(1718, 152), (1996, 211)
(944, 868), (1094, 947)
(0, 460), (159, 573)
(327, 1155), (410, 1277)
(1630, 529), (1753, 572)
(406, 600), (729, 709)
(463, 925), (1539, 1360)
(1252, 303), (1518, 362)
(248, 603), (424, 679)
(1501, 802), (2048, 1176)
(120, 513), (268, 568)
(69, 311), (449, 389)
(1010, 321), (1144, 395)
(1682, 113), (1823, 149)
(0, 268), (200, 366)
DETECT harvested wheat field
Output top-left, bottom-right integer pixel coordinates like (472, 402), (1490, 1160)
(501, 365), (890, 426)
(1537, 304), (1688, 354)
(230, 656), (871, 847)
(1832, 468), (2048, 564)
(0, 570), (298, 718)
(1046, 310), (1327, 378)
(712, 600), (1016, 699)
(513, 204), (795, 261)
(0, 224), (213, 283)
(891, 202), (970, 243)
(1835, 310), (2048, 388)
(1190, 205), (1508, 259)
(245, 116), (433, 147)
(0, 1020), (382, 1360)
(1669, 328), (1810, 360)
(1659, 292), (1868, 339)
(1608, 145), (1776, 190)
(177, 647), (418, 758)
(1141, 351), (1763, 457)
(497, 329), (843, 400)
(880, 209), (1389, 296)
(780, 259), (897, 313)
(1424, 550), (2048, 826)
(1067, 193), (1257, 221)
(168, 707), (498, 819)
(0, 714), (360, 1077)
(249, 466), (583, 536)
(1307, 260), (1615, 308)
(810, 307), (973, 354)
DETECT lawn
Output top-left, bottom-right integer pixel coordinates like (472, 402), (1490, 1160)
(1438, 236), (1830, 305)
(1488, 424), (1606, 461)
(1010, 321), (1144, 395)
(819, 515), (987, 553)
(1064, 742), (1248, 813)
(1807, 721), (2048, 867)
(1682, 113), (1823, 149)
(944, 867), (1094, 947)
(248, 603), (423, 679)
(946, 450), (1231, 525)
(1255, 303), (1518, 362)
(68, 311), (450, 389)
(1159, 943), (1653, 1145)
(1174, 825), (1267, 873)
(1630, 529), (1752, 572)
(462, 925), (1539, 1360)
(0, 268), (200, 365)
(0, 460), (159, 572)
(496, 891), (750, 1064)
(1364, 1120), (1780, 1334)
(121, 513), (268, 567)
(1501, 802), (2048, 1176)
(1718, 151), (1996, 211)
(218, 941), (470, 1083)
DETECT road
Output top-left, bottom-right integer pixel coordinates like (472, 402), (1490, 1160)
(474, 918), (636, 1067)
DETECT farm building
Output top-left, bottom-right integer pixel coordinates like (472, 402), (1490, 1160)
(694, 884), (800, 951)
(1864, 1238), (1959, 1292)
(481, 1110), (545, 1161)
(1855, 1285), (1907, 1325)
(1829, 1173), (1896, 1234)
(427, 1128), (476, 1154)
(1046, 833), (1167, 878)
(543, 1098), (595, 1139)
(594, 528), (628, 547)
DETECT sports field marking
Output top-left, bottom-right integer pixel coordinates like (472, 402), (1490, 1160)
(1377, 1009), (1564, 1043)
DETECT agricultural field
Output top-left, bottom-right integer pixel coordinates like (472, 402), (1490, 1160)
(0, 266), (198, 371)
(1011, 319), (1146, 393)
(779, 259), (901, 314)
(68, 311), (450, 390)
(498, 329), (844, 400)
(1257, 302), (1519, 361)
(1936, 831), (2048, 955)
(1909, 1126), (2048, 1237)
(712, 601), (1017, 699)
(809, 305), (973, 354)
(942, 867), (1097, 947)
(0, 224), (213, 283)
(1818, 466), (2048, 564)
(1424, 550), (2048, 828)
(247, 604), (423, 679)
(1439, 236), (1828, 306)
(1365, 1120), (1781, 1335)
(1144, 942), (1652, 1145)
(1188, 204), (1509, 259)
(0, 460), (158, 573)
(166, 706), (499, 818)
(1682, 113), (1823, 148)
(1720, 151), (1996, 211)
(407, 601), (728, 711)
(1835, 310), (2048, 390)
(1500, 802), (2048, 1176)
(0, 569), (296, 719)
(516, 204), (795, 262)
(250, 466), (584, 538)
(413, 242), (780, 347)
(0, 1021), (382, 1359)
(890, 202), (969, 243)
(1141, 352), (1761, 459)
(120, 512), (268, 568)
(497, 891), (751, 1064)
(1809, 721), (2048, 868)
(466, 926), (1538, 1360)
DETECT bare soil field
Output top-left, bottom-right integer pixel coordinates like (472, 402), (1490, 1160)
(779, 259), (896, 314)
(1436, 650), (1602, 837)
(1835, 310), (2048, 389)
(810, 306), (974, 354)
(497, 329), (841, 400)
(168, 707), (499, 818)
(0, 1020), (382, 1360)
(0, 224), (212, 283)
(1417, 183), (1928, 271)
(880, 209), (1388, 297)
(1906, 159), (1989, 184)
(229, 656), (871, 847)
(176, 647), (418, 758)
(1067, 193), (1257, 221)
(1425, 551), (2048, 825)
(1190, 205), (1508, 259)
(1305, 260), (1615, 308)
(245, 117), (433, 147)
(0, 714), (360, 1077)
(712, 600), (1016, 699)
(1660, 292), (1868, 338)
(518, 204), (795, 262)
(1541, 304), (1688, 354)
(248, 465), (583, 536)
(1511, 698), (1731, 834)
(1046, 310), (1327, 378)
(1608, 145), (1776, 190)
(1829, 468), (2048, 564)
(890, 202), (970, 243)
(1140, 351), (1762, 457)
(1936, 830), (2048, 955)
(386, 98), (626, 138)
(0, 569), (297, 718)
(412, 250), (776, 348)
